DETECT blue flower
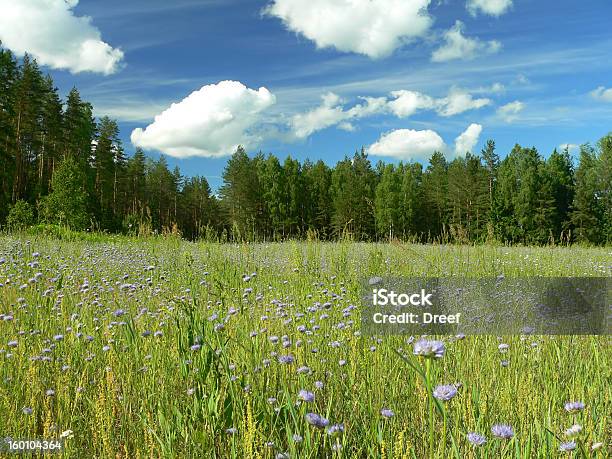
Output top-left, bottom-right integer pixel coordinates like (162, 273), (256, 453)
(491, 424), (514, 439)
(467, 432), (487, 446)
(298, 390), (315, 402)
(380, 408), (394, 418)
(433, 384), (458, 401)
(564, 401), (585, 413)
(559, 441), (576, 452)
(413, 339), (445, 358)
(305, 413), (329, 428)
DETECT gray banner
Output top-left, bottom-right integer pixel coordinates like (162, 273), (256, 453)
(361, 277), (611, 335)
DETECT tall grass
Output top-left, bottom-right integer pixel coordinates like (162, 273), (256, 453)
(0, 236), (609, 457)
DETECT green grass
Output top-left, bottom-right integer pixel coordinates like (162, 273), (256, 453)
(0, 236), (610, 458)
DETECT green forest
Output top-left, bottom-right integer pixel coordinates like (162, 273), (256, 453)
(1, 47), (610, 244)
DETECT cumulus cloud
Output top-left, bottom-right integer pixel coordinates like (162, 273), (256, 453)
(467, 0), (513, 17)
(290, 93), (387, 138)
(590, 86), (612, 102)
(0, 0), (124, 75)
(388, 90), (436, 117)
(292, 86), (492, 139)
(264, 0), (433, 59)
(454, 123), (482, 155)
(436, 87), (492, 116)
(497, 100), (524, 122)
(131, 81), (276, 158)
(388, 87), (491, 118)
(431, 21), (501, 62)
(368, 129), (447, 161)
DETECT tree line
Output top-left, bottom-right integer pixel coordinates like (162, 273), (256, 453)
(1, 46), (610, 244)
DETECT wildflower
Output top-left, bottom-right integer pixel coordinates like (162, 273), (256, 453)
(154, 331), (163, 338)
(278, 354), (295, 364)
(413, 339), (445, 358)
(60, 430), (74, 439)
(433, 384), (458, 401)
(559, 441), (576, 452)
(298, 390), (315, 402)
(46, 389), (56, 397)
(226, 427), (237, 435)
(292, 434), (303, 443)
(305, 413), (329, 428)
(380, 408), (394, 418)
(498, 343), (509, 352)
(326, 423), (344, 436)
(297, 366), (311, 374)
(564, 401), (585, 413)
(53, 334), (64, 341)
(7, 340), (18, 348)
(102, 345), (110, 352)
(491, 424), (514, 439)
(190, 344), (202, 351)
(315, 381), (324, 389)
(22, 407), (33, 415)
(592, 442), (603, 451)
(564, 424), (582, 437)
(467, 432), (487, 446)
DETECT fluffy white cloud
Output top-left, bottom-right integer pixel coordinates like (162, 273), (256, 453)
(467, 0), (513, 17)
(431, 21), (501, 62)
(590, 86), (612, 102)
(264, 0), (433, 59)
(388, 87), (491, 118)
(497, 100), (524, 121)
(0, 0), (123, 75)
(454, 123), (482, 155)
(388, 90), (436, 117)
(290, 93), (387, 138)
(368, 129), (446, 160)
(436, 87), (491, 117)
(131, 81), (276, 158)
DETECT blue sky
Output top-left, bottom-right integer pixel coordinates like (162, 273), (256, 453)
(1, 0), (611, 190)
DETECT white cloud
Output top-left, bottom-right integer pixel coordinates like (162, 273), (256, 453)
(590, 86), (612, 103)
(369, 129), (447, 161)
(431, 21), (501, 62)
(131, 81), (276, 158)
(264, 0), (433, 59)
(454, 123), (482, 155)
(388, 87), (491, 118)
(497, 100), (524, 122)
(436, 87), (491, 116)
(388, 90), (436, 117)
(290, 93), (387, 138)
(0, 0), (124, 75)
(467, 0), (513, 17)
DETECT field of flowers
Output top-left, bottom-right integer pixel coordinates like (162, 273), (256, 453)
(0, 236), (610, 458)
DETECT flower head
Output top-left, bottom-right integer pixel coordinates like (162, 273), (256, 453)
(491, 424), (514, 439)
(413, 339), (445, 359)
(433, 384), (458, 401)
(380, 408), (394, 418)
(564, 401), (585, 413)
(467, 432), (487, 446)
(298, 390), (315, 402)
(559, 441), (576, 452)
(305, 413), (329, 428)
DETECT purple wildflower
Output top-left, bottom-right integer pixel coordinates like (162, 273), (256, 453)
(413, 339), (445, 358)
(467, 432), (487, 446)
(491, 424), (514, 439)
(433, 384), (458, 401)
(305, 413), (329, 428)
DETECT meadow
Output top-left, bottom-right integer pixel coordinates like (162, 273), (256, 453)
(0, 235), (610, 458)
